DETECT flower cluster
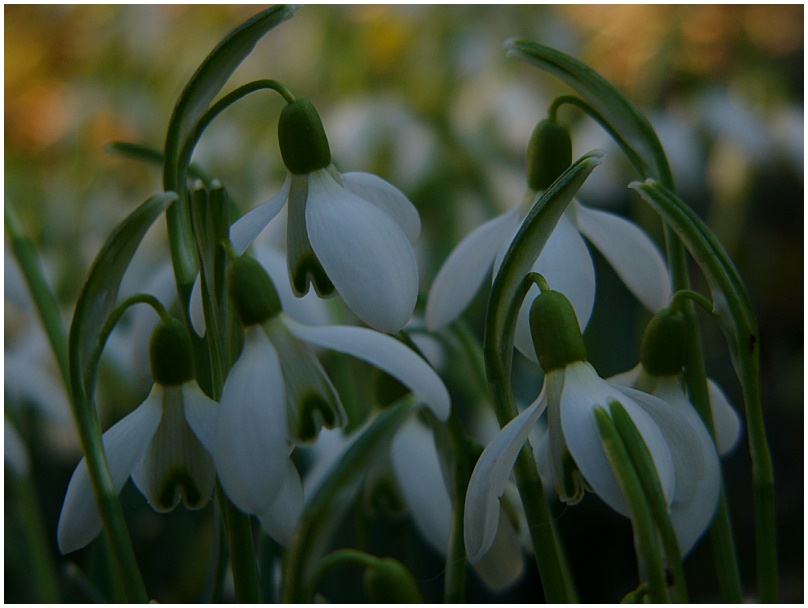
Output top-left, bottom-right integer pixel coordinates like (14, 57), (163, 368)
(40, 9), (762, 604)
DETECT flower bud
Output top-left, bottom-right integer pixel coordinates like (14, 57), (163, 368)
(529, 290), (587, 372)
(150, 317), (195, 386)
(227, 256), (282, 326)
(278, 98), (332, 174)
(640, 308), (688, 376)
(363, 557), (423, 604)
(526, 118), (572, 191)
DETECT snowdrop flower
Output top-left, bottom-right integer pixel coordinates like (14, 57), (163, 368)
(57, 318), (217, 554)
(391, 418), (527, 591)
(229, 97), (421, 334)
(210, 256), (450, 544)
(609, 307), (743, 457)
(465, 286), (718, 562)
(426, 118), (671, 360)
(608, 307), (740, 555)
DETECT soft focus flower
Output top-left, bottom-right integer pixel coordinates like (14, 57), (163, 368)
(229, 98), (421, 333)
(426, 118), (670, 361)
(57, 319), (217, 554)
(391, 418), (528, 591)
(464, 289), (718, 562)
(209, 256), (450, 544)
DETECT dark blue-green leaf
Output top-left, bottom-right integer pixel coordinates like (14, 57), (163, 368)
(70, 192), (177, 399)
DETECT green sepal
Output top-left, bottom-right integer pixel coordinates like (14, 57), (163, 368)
(278, 98), (332, 174)
(227, 256), (282, 326)
(526, 119), (572, 191)
(529, 290), (587, 372)
(149, 318), (195, 386)
(640, 308), (688, 376)
(363, 558), (423, 603)
(507, 39), (673, 187)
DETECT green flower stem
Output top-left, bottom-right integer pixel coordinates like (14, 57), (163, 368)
(8, 470), (62, 603)
(608, 402), (688, 602)
(593, 407), (670, 603)
(217, 484), (261, 603)
(5, 204), (70, 390)
(442, 411), (470, 603)
(6, 203), (148, 602)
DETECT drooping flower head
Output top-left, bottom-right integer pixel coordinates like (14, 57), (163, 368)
(464, 286), (718, 562)
(426, 117), (671, 360)
(207, 256), (450, 544)
(57, 317), (217, 554)
(609, 306), (740, 555)
(229, 96), (421, 334)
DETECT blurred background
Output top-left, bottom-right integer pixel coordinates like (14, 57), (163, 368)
(5, 4), (803, 603)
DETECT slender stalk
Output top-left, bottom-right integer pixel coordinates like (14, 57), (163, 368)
(217, 484), (261, 603)
(443, 412), (470, 603)
(594, 408), (669, 603)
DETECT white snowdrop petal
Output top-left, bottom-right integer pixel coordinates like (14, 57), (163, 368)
(560, 363), (675, 517)
(57, 392), (162, 553)
(283, 317), (451, 421)
(644, 381), (722, 555)
(215, 331), (291, 515)
(427, 208), (521, 331)
(464, 396), (545, 562)
(182, 383), (219, 453)
(574, 201), (671, 313)
(306, 169), (418, 333)
(471, 508), (526, 591)
(615, 383), (704, 504)
(391, 419), (452, 555)
(230, 177), (290, 256)
(707, 379), (743, 455)
(257, 458), (304, 546)
(341, 172), (421, 242)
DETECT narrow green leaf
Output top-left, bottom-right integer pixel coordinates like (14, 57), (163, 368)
(506, 39), (673, 188)
(162, 5), (299, 192)
(70, 192), (177, 400)
(629, 179), (756, 374)
(281, 397), (419, 603)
